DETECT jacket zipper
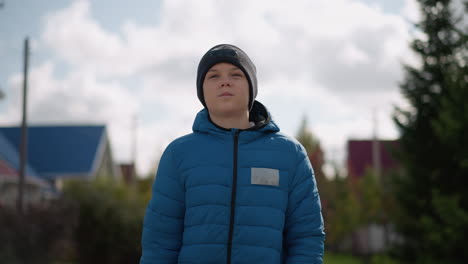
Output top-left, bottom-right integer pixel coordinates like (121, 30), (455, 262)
(227, 130), (240, 264)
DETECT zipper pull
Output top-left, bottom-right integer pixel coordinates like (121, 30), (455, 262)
(232, 129), (240, 139)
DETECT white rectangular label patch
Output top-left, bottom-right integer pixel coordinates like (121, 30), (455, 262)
(251, 167), (279, 186)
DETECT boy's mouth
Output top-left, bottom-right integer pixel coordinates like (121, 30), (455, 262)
(219, 92), (234, 97)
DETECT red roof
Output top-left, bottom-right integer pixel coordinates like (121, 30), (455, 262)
(119, 163), (136, 185)
(0, 160), (17, 177)
(347, 140), (400, 179)
(0, 160), (48, 187)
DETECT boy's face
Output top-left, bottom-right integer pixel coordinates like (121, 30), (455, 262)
(203, 62), (249, 117)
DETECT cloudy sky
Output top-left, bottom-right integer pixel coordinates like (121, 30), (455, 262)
(0, 0), (421, 176)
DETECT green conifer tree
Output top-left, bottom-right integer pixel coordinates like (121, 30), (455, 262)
(393, 0), (468, 262)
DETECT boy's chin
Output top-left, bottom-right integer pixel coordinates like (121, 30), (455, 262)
(211, 106), (246, 116)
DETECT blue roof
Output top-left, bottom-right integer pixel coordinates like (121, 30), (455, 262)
(0, 131), (40, 178)
(0, 125), (106, 179)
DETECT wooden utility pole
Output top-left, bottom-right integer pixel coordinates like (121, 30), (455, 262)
(17, 37), (29, 214)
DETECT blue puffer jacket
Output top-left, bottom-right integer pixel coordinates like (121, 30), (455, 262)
(140, 101), (325, 264)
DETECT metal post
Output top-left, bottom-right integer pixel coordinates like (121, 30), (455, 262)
(17, 37), (29, 214)
(371, 108), (381, 179)
(132, 114), (137, 182)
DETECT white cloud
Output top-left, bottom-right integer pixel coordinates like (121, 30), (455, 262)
(340, 43), (371, 65)
(2, 0), (415, 175)
(7, 61), (138, 123)
(4, 61), (140, 166)
(42, 0), (131, 76)
(402, 0), (420, 23)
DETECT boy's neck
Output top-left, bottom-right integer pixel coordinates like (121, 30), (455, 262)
(209, 111), (250, 130)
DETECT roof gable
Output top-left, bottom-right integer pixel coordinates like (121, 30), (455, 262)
(0, 125), (105, 178)
(0, 132), (39, 178)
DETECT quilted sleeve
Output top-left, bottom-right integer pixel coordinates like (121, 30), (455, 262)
(140, 145), (185, 264)
(284, 151), (325, 264)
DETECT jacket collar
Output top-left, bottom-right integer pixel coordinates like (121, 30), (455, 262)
(192, 100), (280, 142)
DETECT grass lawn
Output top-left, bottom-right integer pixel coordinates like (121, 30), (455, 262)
(324, 252), (363, 264)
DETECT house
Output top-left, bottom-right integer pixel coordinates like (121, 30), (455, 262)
(347, 139), (400, 180)
(119, 163), (136, 185)
(0, 132), (51, 207)
(0, 125), (120, 207)
(346, 139), (401, 255)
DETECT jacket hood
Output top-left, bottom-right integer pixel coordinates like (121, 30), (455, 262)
(192, 100), (279, 142)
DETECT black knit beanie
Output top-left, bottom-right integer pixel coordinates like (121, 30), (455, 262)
(196, 44), (257, 111)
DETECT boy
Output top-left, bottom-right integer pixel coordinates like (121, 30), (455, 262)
(140, 44), (325, 264)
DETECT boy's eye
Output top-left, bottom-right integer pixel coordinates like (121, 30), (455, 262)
(208, 74), (218, 79)
(232, 72), (243, 77)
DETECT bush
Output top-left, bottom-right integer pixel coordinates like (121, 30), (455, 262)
(62, 178), (146, 264)
(0, 177), (153, 263)
(0, 200), (76, 264)
(369, 254), (398, 264)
